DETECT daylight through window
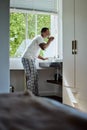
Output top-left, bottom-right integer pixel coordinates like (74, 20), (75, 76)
(10, 10), (59, 59)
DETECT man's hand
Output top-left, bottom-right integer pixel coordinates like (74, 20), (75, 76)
(48, 36), (54, 42)
(39, 36), (54, 50)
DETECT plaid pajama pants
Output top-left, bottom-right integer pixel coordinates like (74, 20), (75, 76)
(22, 58), (38, 96)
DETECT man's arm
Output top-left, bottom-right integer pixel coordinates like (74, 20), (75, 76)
(38, 55), (48, 60)
(39, 36), (54, 50)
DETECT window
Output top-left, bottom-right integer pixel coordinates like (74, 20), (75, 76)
(10, 12), (26, 57)
(10, 10), (59, 59)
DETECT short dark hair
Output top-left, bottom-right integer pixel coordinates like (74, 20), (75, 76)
(41, 27), (49, 33)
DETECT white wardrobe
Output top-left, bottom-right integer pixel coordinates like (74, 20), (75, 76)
(63, 0), (87, 112)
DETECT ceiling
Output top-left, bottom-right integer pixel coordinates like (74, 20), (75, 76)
(10, 0), (58, 14)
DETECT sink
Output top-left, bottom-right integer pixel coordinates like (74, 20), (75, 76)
(39, 60), (62, 68)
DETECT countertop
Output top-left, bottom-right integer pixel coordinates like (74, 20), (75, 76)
(10, 58), (63, 70)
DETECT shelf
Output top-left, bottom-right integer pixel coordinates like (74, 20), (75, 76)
(47, 80), (62, 85)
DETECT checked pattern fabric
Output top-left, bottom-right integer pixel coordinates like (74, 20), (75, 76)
(22, 58), (38, 96)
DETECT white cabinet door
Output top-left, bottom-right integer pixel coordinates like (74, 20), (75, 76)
(63, 0), (75, 88)
(63, 0), (87, 111)
(75, 0), (87, 111)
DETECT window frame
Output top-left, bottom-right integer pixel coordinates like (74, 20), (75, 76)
(10, 9), (61, 59)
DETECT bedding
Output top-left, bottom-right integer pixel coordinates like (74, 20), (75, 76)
(0, 90), (87, 130)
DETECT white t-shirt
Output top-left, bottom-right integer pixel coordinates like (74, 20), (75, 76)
(22, 35), (44, 59)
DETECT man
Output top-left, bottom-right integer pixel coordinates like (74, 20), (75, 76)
(22, 27), (54, 95)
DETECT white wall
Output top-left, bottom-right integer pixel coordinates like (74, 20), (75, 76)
(0, 0), (10, 93)
(58, 0), (63, 59)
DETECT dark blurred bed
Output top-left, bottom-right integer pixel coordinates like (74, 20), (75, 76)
(0, 90), (87, 130)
